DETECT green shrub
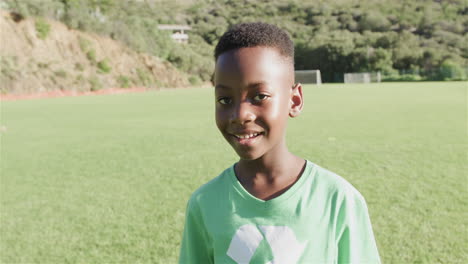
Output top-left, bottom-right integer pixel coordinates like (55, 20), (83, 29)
(358, 11), (391, 32)
(78, 36), (92, 52)
(188, 75), (201, 86)
(97, 59), (111, 73)
(439, 60), (466, 81)
(89, 76), (102, 91)
(37, 62), (49, 69)
(136, 68), (153, 86)
(75, 63), (84, 71)
(75, 74), (85, 84)
(35, 18), (50, 39)
(0, 56), (18, 80)
(54, 70), (67, 78)
(49, 75), (57, 84)
(117, 75), (132, 88)
(382, 74), (423, 82)
(86, 49), (96, 64)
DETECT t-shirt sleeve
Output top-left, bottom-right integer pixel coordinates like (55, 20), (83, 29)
(335, 188), (381, 264)
(178, 196), (213, 264)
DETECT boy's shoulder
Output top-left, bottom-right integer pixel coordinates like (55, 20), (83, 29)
(187, 165), (233, 206)
(312, 162), (367, 205)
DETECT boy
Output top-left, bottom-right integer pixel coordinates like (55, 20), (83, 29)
(179, 22), (380, 264)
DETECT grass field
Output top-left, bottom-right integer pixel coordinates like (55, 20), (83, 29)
(1, 82), (467, 263)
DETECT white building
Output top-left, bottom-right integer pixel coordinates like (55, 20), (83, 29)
(157, 25), (192, 44)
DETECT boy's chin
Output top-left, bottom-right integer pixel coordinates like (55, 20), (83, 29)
(235, 150), (263, 161)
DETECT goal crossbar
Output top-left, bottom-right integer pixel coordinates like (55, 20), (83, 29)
(295, 70), (322, 85)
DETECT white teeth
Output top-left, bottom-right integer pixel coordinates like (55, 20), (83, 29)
(235, 133), (259, 139)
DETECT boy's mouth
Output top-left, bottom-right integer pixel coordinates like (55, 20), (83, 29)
(233, 132), (261, 139)
(229, 132), (264, 145)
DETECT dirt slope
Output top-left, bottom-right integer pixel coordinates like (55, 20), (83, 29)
(0, 11), (190, 94)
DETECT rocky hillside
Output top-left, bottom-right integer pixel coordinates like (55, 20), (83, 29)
(0, 10), (190, 94)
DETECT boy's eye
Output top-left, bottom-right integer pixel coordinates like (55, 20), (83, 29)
(217, 97), (232, 105)
(253, 94), (269, 102)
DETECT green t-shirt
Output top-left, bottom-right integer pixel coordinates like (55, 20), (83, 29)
(179, 161), (381, 264)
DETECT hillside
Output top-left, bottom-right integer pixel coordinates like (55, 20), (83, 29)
(0, 10), (190, 95)
(0, 0), (467, 90)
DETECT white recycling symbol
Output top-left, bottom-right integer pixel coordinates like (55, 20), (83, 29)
(226, 224), (308, 264)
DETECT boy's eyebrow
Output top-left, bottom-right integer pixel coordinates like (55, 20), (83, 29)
(215, 82), (267, 90)
(215, 84), (231, 90)
(247, 82), (267, 88)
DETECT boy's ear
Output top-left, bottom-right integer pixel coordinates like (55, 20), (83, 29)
(289, 83), (303, 118)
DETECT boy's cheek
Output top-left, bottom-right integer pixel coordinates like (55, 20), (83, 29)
(215, 108), (229, 122)
(215, 114), (226, 132)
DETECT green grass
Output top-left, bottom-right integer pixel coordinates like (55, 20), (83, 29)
(1, 82), (467, 263)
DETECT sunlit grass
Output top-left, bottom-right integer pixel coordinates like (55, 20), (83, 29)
(1, 82), (466, 263)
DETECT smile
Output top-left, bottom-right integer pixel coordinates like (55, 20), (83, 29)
(229, 132), (264, 145)
(233, 133), (261, 139)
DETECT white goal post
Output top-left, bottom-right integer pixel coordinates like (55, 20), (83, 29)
(294, 70), (322, 85)
(344, 72), (381, 83)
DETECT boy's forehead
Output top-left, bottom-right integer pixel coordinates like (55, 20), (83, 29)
(216, 46), (292, 67)
(214, 47), (294, 86)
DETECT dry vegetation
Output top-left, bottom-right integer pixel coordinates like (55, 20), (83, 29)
(0, 10), (190, 94)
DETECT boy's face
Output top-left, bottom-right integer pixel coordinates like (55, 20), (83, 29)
(214, 47), (302, 160)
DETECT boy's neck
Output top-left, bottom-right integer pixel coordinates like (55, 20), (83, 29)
(234, 144), (306, 200)
(237, 151), (301, 177)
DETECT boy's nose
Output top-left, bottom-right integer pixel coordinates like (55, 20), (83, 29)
(231, 101), (255, 124)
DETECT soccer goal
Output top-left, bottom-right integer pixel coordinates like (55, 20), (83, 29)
(294, 70), (322, 85)
(344, 72), (381, 83)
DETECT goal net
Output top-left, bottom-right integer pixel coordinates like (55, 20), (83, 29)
(295, 70), (322, 85)
(344, 72), (381, 83)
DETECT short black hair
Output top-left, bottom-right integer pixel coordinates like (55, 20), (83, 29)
(214, 22), (294, 62)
